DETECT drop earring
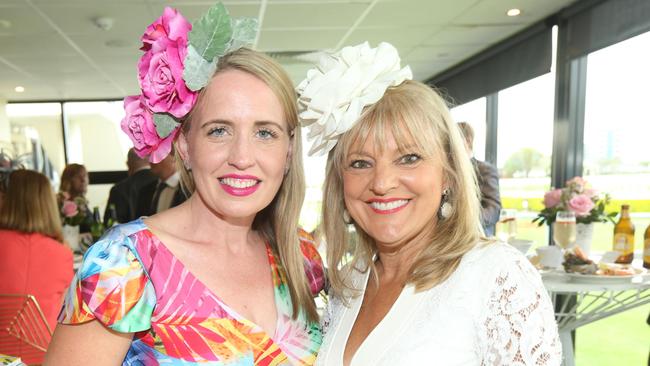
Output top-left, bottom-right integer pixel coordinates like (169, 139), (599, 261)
(343, 209), (352, 224)
(438, 188), (453, 220)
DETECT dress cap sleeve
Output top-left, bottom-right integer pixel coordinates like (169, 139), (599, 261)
(298, 228), (326, 295)
(58, 222), (156, 333)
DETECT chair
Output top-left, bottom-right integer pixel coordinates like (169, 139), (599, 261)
(0, 294), (53, 364)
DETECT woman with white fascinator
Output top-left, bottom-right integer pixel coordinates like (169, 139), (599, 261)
(298, 42), (561, 365)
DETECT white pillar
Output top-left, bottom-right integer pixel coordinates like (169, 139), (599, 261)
(0, 99), (10, 144)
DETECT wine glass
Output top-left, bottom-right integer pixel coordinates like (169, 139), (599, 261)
(553, 211), (577, 250)
(496, 209), (517, 242)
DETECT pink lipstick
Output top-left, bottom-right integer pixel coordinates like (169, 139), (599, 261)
(218, 174), (261, 197)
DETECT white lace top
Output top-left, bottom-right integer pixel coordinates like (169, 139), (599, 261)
(316, 242), (562, 366)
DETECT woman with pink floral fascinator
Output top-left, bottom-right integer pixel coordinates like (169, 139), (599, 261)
(297, 42), (561, 365)
(45, 3), (324, 365)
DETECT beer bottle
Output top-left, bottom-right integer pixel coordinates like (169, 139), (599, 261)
(643, 224), (650, 269)
(612, 204), (634, 264)
(90, 206), (105, 242)
(106, 203), (118, 228)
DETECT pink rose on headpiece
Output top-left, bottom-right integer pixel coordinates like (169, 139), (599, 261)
(121, 96), (177, 164)
(62, 201), (78, 218)
(138, 7), (196, 119)
(543, 189), (562, 208)
(567, 194), (595, 217)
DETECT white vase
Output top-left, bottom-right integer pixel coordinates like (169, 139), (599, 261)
(575, 223), (594, 256)
(62, 225), (80, 252)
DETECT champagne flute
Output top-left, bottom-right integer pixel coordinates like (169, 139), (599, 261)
(553, 211), (577, 250)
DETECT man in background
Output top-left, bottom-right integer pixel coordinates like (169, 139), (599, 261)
(457, 122), (502, 236)
(136, 153), (187, 217)
(105, 148), (157, 224)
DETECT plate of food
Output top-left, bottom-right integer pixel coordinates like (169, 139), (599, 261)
(562, 247), (647, 283)
(565, 265), (647, 284)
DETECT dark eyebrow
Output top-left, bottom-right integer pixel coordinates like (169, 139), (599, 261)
(200, 119), (286, 132)
(255, 120), (286, 132)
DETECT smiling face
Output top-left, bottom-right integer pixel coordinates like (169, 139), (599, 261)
(342, 127), (445, 250)
(177, 68), (292, 221)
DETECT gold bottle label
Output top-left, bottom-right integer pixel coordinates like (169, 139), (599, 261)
(613, 233), (633, 254)
(644, 238), (650, 260)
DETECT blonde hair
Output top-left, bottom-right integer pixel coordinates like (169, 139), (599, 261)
(0, 169), (63, 243)
(173, 48), (316, 321)
(59, 163), (86, 196)
(322, 80), (485, 298)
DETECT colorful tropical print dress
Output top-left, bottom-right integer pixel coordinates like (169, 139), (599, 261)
(58, 219), (325, 365)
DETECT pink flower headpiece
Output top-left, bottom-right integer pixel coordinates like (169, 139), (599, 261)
(121, 2), (258, 163)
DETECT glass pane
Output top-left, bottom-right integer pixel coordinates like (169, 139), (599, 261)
(5, 103), (64, 184)
(63, 101), (131, 171)
(497, 73), (555, 248)
(450, 97), (486, 161)
(300, 132), (327, 233)
(583, 30), (650, 255)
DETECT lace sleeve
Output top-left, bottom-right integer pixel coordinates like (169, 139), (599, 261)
(479, 253), (562, 365)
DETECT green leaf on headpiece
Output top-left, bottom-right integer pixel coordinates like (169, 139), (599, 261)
(184, 44), (218, 91)
(153, 113), (180, 139)
(188, 2), (233, 61)
(228, 17), (259, 52)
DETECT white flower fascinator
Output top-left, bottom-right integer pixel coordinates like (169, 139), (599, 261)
(297, 42), (412, 156)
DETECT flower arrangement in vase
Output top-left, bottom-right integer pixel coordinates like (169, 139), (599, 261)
(533, 177), (617, 226)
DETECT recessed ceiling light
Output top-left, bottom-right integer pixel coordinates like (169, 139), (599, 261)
(15, 86), (25, 93)
(507, 8), (521, 17)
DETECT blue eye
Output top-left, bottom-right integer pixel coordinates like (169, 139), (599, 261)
(208, 126), (228, 137)
(350, 160), (372, 169)
(256, 129), (277, 139)
(399, 153), (421, 165)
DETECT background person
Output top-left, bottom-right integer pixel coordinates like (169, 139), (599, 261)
(0, 169), (74, 365)
(457, 121), (501, 236)
(58, 163), (92, 232)
(135, 153), (186, 217)
(104, 148), (157, 224)
(45, 4), (324, 365)
(296, 42), (560, 365)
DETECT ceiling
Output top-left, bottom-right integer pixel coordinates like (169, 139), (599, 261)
(0, 0), (577, 102)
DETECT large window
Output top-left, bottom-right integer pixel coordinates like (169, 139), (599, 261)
(582, 31), (650, 254)
(450, 97), (486, 161)
(496, 73), (555, 249)
(63, 101), (131, 214)
(576, 30), (650, 366)
(5, 103), (64, 185)
(63, 101), (131, 171)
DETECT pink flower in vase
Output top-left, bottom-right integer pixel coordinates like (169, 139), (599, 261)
(62, 201), (79, 218)
(568, 194), (595, 217)
(543, 189), (563, 208)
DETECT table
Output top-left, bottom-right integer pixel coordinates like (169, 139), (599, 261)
(542, 272), (650, 366)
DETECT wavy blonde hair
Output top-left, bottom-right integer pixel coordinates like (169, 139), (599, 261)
(0, 169), (63, 243)
(173, 48), (316, 321)
(322, 80), (485, 298)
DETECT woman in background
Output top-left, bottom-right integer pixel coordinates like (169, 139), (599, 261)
(58, 163), (92, 232)
(0, 169), (74, 365)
